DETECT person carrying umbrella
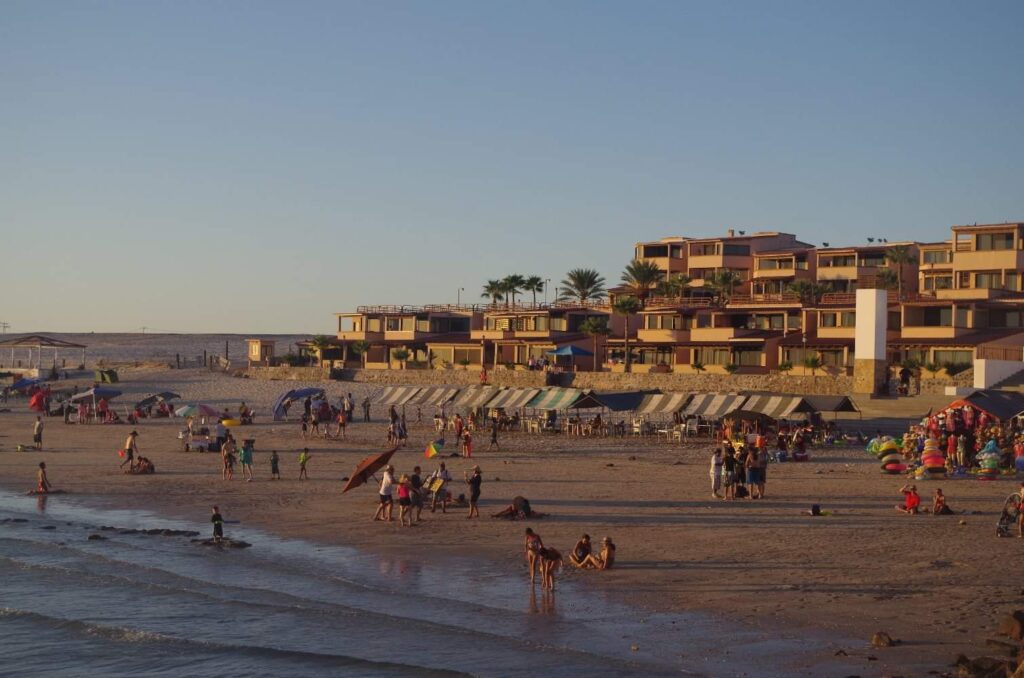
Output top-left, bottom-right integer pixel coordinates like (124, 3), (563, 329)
(373, 464), (395, 522)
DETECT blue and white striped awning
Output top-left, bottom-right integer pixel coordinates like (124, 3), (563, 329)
(373, 386), (422, 406)
(486, 388), (542, 410)
(739, 394), (806, 419)
(452, 386), (503, 410)
(526, 387), (586, 411)
(681, 393), (746, 419)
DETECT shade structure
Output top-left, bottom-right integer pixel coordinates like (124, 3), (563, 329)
(802, 395), (859, 414)
(727, 409), (776, 425)
(546, 345), (593, 357)
(70, 387), (122, 402)
(591, 390), (652, 412)
(175, 403), (220, 418)
(135, 391), (181, 408)
(451, 386), (503, 410)
(945, 390), (1024, 422)
(635, 392), (692, 415)
(526, 387), (586, 411)
(373, 386), (422, 406)
(11, 377), (44, 391)
(341, 447), (398, 493)
(486, 387), (542, 410)
(407, 386), (460, 408)
(681, 393), (745, 419)
(738, 394), (806, 420)
(271, 387), (325, 421)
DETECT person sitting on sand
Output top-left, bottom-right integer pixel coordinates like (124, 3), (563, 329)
(932, 488), (953, 515)
(569, 534), (592, 568)
(36, 462), (51, 494)
(581, 537), (616, 570)
(896, 484), (921, 514)
(492, 496), (539, 520)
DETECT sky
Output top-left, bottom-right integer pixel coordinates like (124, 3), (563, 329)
(2, 1), (1023, 333)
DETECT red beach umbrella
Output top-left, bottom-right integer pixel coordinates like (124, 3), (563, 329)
(341, 446), (399, 493)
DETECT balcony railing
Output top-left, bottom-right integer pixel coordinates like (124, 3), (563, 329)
(977, 344), (1024, 361)
(727, 293), (801, 305)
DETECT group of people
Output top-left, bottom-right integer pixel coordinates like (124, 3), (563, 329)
(374, 462), (483, 526)
(524, 528), (616, 590)
(901, 404), (1024, 471)
(301, 394), (358, 439)
(708, 442), (770, 500)
(895, 483), (954, 515)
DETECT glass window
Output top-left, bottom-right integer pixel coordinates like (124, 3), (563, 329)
(977, 233), (1014, 251)
(820, 350), (844, 367)
(734, 349), (762, 366)
(934, 350), (972, 364)
(697, 348), (730, 365)
(1006, 271), (1020, 291)
(975, 272), (1001, 289)
(692, 244), (720, 256)
(841, 312), (856, 326)
(723, 244), (751, 256)
(922, 250), (951, 264)
(366, 318), (382, 332)
(923, 308), (953, 326)
(860, 255), (885, 267)
(821, 313), (838, 328)
(643, 245), (668, 258)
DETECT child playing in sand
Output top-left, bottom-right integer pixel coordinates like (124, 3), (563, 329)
(298, 448), (311, 480)
(270, 450), (280, 479)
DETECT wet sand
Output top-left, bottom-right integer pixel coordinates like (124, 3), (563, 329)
(0, 367), (1019, 675)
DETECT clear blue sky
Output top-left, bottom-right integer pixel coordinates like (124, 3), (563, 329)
(2, 1), (1022, 333)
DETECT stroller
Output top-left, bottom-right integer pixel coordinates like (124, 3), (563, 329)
(996, 493), (1022, 537)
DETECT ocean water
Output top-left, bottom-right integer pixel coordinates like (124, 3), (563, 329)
(0, 333), (313, 369)
(0, 491), (852, 677)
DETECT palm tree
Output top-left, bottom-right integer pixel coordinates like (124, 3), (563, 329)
(611, 296), (641, 372)
(350, 340), (370, 369)
(391, 347), (410, 370)
(711, 270), (744, 302)
(621, 260), (664, 307)
(657, 273), (692, 300)
(885, 245), (914, 300)
(481, 280), (505, 307)
(786, 280), (827, 305)
(559, 268), (607, 304)
(523, 275), (545, 306)
(502, 274), (526, 308)
(874, 268), (900, 292)
(309, 335), (334, 366)
(803, 354), (822, 378)
(579, 316), (611, 372)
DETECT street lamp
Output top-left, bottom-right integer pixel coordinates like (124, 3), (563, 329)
(544, 279), (551, 305)
(457, 287), (465, 306)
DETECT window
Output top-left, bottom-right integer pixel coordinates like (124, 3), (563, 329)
(723, 244), (751, 256)
(795, 257), (809, 270)
(366, 318), (382, 332)
(696, 314), (712, 328)
(783, 348), (811, 363)
(453, 348), (481, 364)
(955, 308), (968, 327)
(819, 350), (845, 367)
(486, 317), (511, 331)
(923, 275), (953, 291)
(860, 255), (886, 268)
(697, 348), (730, 365)
(822, 255), (855, 267)
(734, 349), (762, 366)
(842, 311), (856, 327)
(692, 244), (720, 256)
(976, 232), (1014, 251)
(757, 258), (781, 270)
(788, 314), (802, 331)
(922, 307), (953, 326)
(670, 245), (684, 258)
(975, 272), (1002, 289)
(821, 313), (838, 328)
(638, 348), (673, 365)
(989, 310), (1022, 328)
(933, 350), (972, 364)
(922, 250), (951, 264)
(888, 311), (902, 330)
(958, 272), (971, 288)
(550, 317), (567, 332)
(1006, 271), (1020, 291)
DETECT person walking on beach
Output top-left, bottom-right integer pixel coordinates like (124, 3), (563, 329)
(33, 416), (44, 451)
(270, 450), (281, 480)
(722, 447), (737, 500)
(344, 394), (354, 424)
(335, 408), (347, 439)
(214, 420), (226, 450)
(298, 448), (311, 480)
(300, 412), (310, 439)
(362, 396), (371, 422)
(410, 466), (424, 523)
(461, 430), (473, 458)
(36, 462), (51, 494)
(121, 430), (139, 471)
(239, 440), (255, 481)
(222, 436), (236, 481)
(488, 417), (500, 451)
(429, 462), (451, 513)
(465, 465), (482, 519)
(709, 448), (724, 499)
(524, 528), (544, 584)
(397, 474), (413, 527)
(374, 465), (395, 522)
(303, 396), (312, 420)
(211, 506), (224, 543)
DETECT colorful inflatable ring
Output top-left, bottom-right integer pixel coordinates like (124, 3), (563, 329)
(222, 419), (242, 427)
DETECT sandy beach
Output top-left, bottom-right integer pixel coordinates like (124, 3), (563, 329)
(2, 367), (1021, 675)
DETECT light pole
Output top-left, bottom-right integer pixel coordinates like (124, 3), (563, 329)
(457, 287), (465, 306)
(544, 279), (551, 305)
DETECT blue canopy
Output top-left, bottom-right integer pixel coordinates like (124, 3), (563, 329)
(70, 387), (122, 402)
(546, 345), (593, 357)
(10, 377), (44, 391)
(272, 387), (326, 420)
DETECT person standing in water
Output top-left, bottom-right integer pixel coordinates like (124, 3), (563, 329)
(211, 506), (224, 542)
(36, 462), (51, 494)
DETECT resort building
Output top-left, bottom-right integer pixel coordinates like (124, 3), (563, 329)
(334, 221), (1024, 392)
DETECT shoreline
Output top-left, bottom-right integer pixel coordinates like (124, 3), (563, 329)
(1, 367), (1019, 675)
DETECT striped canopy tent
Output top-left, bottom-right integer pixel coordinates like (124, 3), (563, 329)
(635, 392), (692, 415)
(526, 387), (587, 411)
(738, 394), (808, 420)
(486, 387), (542, 410)
(407, 386), (460, 408)
(373, 386), (422, 406)
(802, 395), (860, 414)
(589, 390), (652, 412)
(681, 393), (746, 419)
(451, 386), (503, 410)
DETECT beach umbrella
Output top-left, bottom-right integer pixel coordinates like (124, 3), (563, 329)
(135, 391), (182, 408)
(546, 345), (593, 371)
(424, 438), (445, 459)
(341, 446), (399, 493)
(175, 403), (220, 418)
(29, 391), (46, 412)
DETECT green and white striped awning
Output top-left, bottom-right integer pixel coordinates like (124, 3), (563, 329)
(526, 387), (586, 411)
(373, 386), (422, 406)
(486, 388), (542, 410)
(635, 392), (692, 415)
(452, 386), (503, 410)
(739, 394), (806, 419)
(681, 393), (746, 419)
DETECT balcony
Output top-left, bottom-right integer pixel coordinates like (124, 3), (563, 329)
(636, 328), (690, 343)
(954, 249), (1023, 271)
(900, 326), (969, 340)
(727, 293), (802, 306)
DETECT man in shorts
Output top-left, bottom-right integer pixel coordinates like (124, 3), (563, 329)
(373, 464), (395, 521)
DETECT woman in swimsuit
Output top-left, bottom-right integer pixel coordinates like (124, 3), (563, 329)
(569, 534), (592, 568)
(581, 537), (616, 570)
(538, 547), (562, 590)
(524, 528), (543, 583)
(36, 462), (50, 494)
(932, 488), (953, 515)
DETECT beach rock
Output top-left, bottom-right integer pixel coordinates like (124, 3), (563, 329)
(87, 534), (107, 541)
(39, 525), (56, 530)
(999, 612), (1024, 642)
(191, 538), (251, 548)
(871, 632), (895, 647)
(630, 644), (639, 652)
(0, 518), (28, 523)
(954, 654), (1016, 678)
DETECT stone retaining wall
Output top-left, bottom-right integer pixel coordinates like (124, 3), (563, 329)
(560, 371), (853, 395)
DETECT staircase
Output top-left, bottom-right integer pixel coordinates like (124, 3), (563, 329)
(991, 368), (1024, 393)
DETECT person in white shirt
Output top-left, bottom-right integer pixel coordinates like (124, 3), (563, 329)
(709, 448), (724, 499)
(428, 462), (452, 513)
(373, 465), (395, 522)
